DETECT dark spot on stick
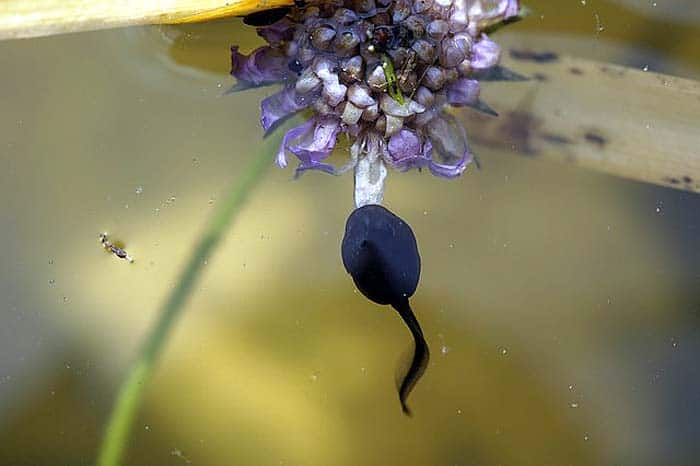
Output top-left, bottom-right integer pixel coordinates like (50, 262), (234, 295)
(532, 73), (548, 82)
(599, 65), (626, 77)
(509, 49), (559, 63)
(569, 67), (584, 75)
(584, 131), (607, 148)
(541, 133), (573, 145)
(683, 176), (693, 183)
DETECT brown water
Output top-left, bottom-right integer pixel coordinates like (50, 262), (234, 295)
(1, 1), (699, 465)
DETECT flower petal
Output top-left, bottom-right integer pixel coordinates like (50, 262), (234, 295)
(425, 114), (473, 178)
(470, 35), (501, 70)
(276, 119), (315, 168)
(230, 46), (289, 86)
(446, 78), (481, 106)
(387, 129), (431, 171)
(257, 18), (295, 45)
(260, 87), (309, 133)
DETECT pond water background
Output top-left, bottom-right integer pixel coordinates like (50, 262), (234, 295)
(1, 1), (699, 465)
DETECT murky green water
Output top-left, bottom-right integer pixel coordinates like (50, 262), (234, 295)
(1, 1), (699, 465)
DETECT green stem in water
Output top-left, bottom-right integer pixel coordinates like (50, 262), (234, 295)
(96, 120), (295, 466)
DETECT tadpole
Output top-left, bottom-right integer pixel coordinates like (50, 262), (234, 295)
(341, 204), (429, 416)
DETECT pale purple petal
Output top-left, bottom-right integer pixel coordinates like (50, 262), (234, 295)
(314, 59), (347, 106)
(425, 114), (473, 178)
(388, 130), (422, 163)
(347, 84), (376, 108)
(230, 46), (289, 85)
(294, 161), (337, 177)
(446, 78), (481, 106)
(502, 0), (521, 19)
(289, 117), (341, 160)
(278, 117), (343, 175)
(449, 0), (469, 31)
(471, 35), (501, 70)
(260, 87), (309, 133)
(429, 153), (470, 177)
(257, 18), (294, 45)
(276, 119), (315, 168)
(440, 34), (471, 68)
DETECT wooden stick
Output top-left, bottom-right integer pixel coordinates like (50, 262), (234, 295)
(0, 0), (292, 40)
(469, 38), (700, 193)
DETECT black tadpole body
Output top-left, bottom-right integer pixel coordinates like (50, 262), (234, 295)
(341, 204), (429, 416)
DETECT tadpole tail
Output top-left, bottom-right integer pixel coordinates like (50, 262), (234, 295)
(392, 298), (430, 416)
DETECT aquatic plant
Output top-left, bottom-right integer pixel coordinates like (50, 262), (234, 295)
(230, 0), (524, 414)
(231, 0), (523, 206)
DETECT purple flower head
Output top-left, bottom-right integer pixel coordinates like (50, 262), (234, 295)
(231, 0), (522, 205)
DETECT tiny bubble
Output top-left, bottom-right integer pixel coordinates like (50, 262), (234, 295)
(441, 345), (450, 355)
(583, 434), (590, 441)
(310, 371), (320, 382)
(62, 296), (69, 303)
(456, 408), (462, 415)
(48, 259), (54, 265)
(642, 65), (649, 72)
(570, 402), (579, 408)
(135, 186), (143, 195)
(655, 201), (663, 214)
(568, 384), (575, 391)
(498, 346), (509, 356)
(423, 210), (428, 216)
(48, 279), (55, 286)
(145, 425), (150, 431)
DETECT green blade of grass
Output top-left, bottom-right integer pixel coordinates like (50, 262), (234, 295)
(96, 117), (297, 466)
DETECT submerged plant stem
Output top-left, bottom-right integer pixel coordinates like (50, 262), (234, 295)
(96, 121), (294, 466)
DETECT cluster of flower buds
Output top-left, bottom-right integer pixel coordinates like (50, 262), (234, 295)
(231, 0), (522, 206)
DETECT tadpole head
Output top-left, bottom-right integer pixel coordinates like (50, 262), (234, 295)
(341, 204), (420, 306)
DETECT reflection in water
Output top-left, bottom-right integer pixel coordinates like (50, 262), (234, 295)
(0, 1), (699, 466)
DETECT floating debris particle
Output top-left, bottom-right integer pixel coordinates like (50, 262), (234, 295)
(99, 232), (134, 263)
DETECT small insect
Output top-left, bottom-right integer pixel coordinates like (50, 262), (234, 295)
(341, 204), (429, 416)
(99, 233), (134, 263)
(380, 55), (405, 105)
